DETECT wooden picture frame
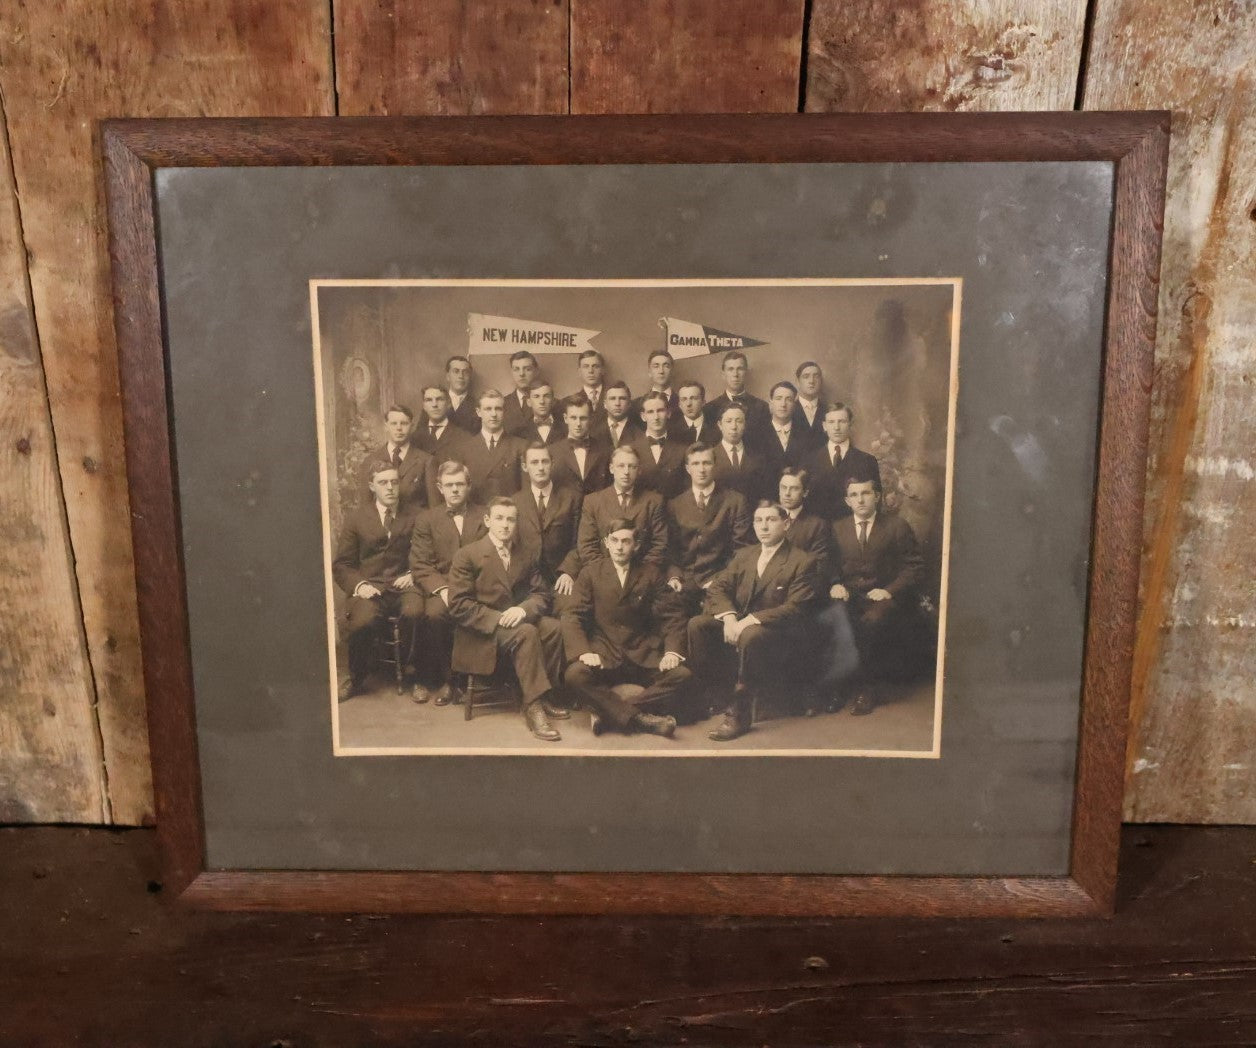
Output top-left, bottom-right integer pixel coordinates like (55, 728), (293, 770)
(103, 113), (1168, 917)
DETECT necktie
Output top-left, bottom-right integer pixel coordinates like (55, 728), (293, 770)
(449, 510), (463, 536)
(391, 447), (402, 469)
(430, 423), (439, 436)
(858, 520), (869, 550)
(383, 508), (395, 535)
(831, 445), (840, 467)
(537, 491), (546, 514)
(618, 492), (629, 510)
(777, 428), (789, 450)
(489, 435), (497, 450)
(696, 490), (707, 511)
(730, 446), (741, 469)
(496, 543), (510, 571)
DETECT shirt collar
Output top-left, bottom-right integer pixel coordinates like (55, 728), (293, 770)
(532, 483), (553, 500)
(692, 484), (715, 499)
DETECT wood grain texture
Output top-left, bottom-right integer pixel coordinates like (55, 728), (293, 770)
(3, 826), (1255, 1045)
(334, 0), (569, 116)
(0, 88), (104, 823)
(1083, 1), (1256, 823)
(571, 0), (806, 113)
(0, 1), (335, 824)
(105, 114), (1164, 913)
(805, 0), (1087, 111)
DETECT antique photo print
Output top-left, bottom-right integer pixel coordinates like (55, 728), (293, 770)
(313, 279), (959, 758)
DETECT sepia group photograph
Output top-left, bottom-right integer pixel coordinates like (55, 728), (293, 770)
(313, 278), (959, 759)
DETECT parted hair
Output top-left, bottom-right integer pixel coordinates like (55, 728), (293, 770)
(436, 459), (469, 481)
(685, 441), (716, 463)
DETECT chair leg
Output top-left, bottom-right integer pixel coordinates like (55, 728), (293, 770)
(464, 675), (475, 721)
(391, 618), (405, 694)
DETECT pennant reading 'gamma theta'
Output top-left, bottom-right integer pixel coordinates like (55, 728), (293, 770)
(659, 317), (768, 359)
(467, 313), (600, 355)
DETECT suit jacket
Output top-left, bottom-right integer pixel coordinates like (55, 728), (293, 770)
(512, 484), (583, 583)
(668, 413), (713, 446)
(501, 388), (534, 436)
(801, 442), (882, 520)
(414, 419), (463, 459)
(511, 416), (568, 446)
(408, 502), (488, 596)
(454, 430), (527, 503)
(591, 415), (643, 451)
(791, 399), (827, 444)
(333, 502), (416, 595)
(447, 392), (481, 434)
(830, 512), (922, 599)
(627, 433), (688, 499)
(550, 438), (611, 496)
(357, 439), (432, 512)
(707, 539), (818, 629)
(665, 486), (752, 589)
(562, 559), (686, 669)
(704, 392), (772, 451)
(577, 486), (668, 569)
(783, 510), (833, 579)
(761, 422), (819, 478)
(447, 537), (550, 675)
(711, 442), (772, 504)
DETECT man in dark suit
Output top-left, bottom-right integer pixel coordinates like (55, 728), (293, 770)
(573, 348), (607, 425)
(711, 402), (772, 504)
(358, 404), (432, 513)
(688, 501), (820, 741)
(664, 443), (753, 616)
(669, 381), (712, 445)
(444, 355), (480, 435)
(447, 498), (566, 741)
(413, 385), (463, 505)
(763, 381), (819, 477)
(333, 460), (423, 702)
(791, 361), (828, 443)
(801, 402), (881, 520)
(550, 394), (611, 495)
(593, 380), (643, 450)
(827, 474), (923, 715)
(408, 460), (487, 705)
(777, 466), (832, 575)
(703, 350), (771, 452)
(502, 350), (541, 435)
(511, 381), (567, 446)
(561, 518), (695, 737)
(630, 349), (679, 417)
(628, 390), (687, 499)
(577, 446), (668, 570)
(512, 442), (582, 604)
(454, 390), (527, 503)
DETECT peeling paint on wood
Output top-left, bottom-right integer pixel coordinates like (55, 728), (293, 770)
(805, 0), (1086, 112)
(334, 0), (569, 116)
(1084, 1), (1256, 823)
(0, 90), (105, 823)
(0, 1), (335, 824)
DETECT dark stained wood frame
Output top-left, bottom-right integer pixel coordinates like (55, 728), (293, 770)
(102, 113), (1168, 917)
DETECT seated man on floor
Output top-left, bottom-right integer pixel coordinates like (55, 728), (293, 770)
(332, 460), (423, 702)
(688, 500), (819, 741)
(447, 498), (567, 741)
(561, 518), (695, 738)
(827, 474), (923, 716)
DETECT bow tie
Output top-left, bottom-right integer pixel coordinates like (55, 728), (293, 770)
(570, 438), (590, 449)
(649, 438), (666, 447)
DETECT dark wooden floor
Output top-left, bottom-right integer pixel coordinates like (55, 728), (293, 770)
(2, 826), (1253, 1046)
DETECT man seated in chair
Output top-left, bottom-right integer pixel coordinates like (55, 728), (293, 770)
(332, 460), (423, 702)
(561, 518), (695, 738)
(447, 498), (566, 741)
(687, 501), (819, 741)
(827, 474), (923, 716)
(408, 459), (486, 706)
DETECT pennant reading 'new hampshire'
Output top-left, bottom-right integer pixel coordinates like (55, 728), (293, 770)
(659, 317), (768, 359)
(467, 313), (600, 355)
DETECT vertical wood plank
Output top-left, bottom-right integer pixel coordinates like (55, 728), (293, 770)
(0, 90), (105, 823)
(0, 1), (334, 824)
(334, 0), (570, 115)
(1083, 2), (1256, 823)
(571, 0), (805, 114)
(805, 0), (1087, 111)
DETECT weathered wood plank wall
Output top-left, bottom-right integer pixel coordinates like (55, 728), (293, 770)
(0, 0), (1249, 825)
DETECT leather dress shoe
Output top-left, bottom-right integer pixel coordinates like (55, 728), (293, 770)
(432, 683), (453, 706)
(525, 701), (561, 741)
(708, 711), (749, 742)
(588, 712), (605, 737)
(850, 693), (874, 716)
(634, 713), (676, 738)
(337, 677), (360, 703)
(542, 699), (571, 720)
(411, 682), (432, 704)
